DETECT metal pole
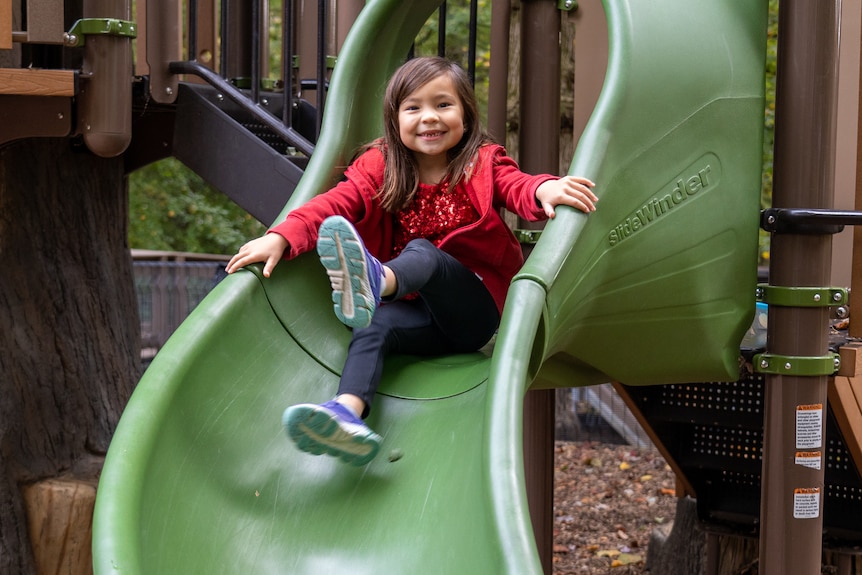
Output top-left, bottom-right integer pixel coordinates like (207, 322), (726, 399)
(758, 1), (840, 573)
(519, 3), (561, 573)
(487, 0), (511, 144)
(79, 0), (133, 156)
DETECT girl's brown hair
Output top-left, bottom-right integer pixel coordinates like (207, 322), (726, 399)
(376, 56), (491, 212)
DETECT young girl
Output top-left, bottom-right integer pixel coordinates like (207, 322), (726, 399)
(225, 56), (597, 466)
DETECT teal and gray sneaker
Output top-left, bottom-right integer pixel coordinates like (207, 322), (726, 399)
(283, 400), (382, 466)
(316, 215), (384, 329)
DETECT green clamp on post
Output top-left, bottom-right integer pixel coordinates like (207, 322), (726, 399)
(64, 18), (138, 48)
(756, 284), (849, 307)
(514, 229), (543, 244)
(558, 0), (578, 11)
(753, 353), (841, 376)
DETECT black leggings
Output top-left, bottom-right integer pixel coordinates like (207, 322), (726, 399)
(336, 239), (500, 417)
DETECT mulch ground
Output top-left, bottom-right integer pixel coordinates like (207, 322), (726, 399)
(553, 441), (679, 574)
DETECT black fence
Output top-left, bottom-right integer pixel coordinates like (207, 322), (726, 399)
(132, 250), (228, 365)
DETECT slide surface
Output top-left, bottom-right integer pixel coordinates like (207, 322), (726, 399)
(93, 1), (768, 573)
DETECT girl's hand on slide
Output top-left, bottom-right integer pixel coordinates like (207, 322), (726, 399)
(536, 176), (598, 219)
(225, 233), (290, 278)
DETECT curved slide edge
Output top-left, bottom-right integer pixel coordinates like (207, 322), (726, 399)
(518, 0), (768, 387)
(486, 0), (767, 571)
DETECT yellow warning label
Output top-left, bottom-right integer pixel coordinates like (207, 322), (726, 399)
(794, 451), (822, 470)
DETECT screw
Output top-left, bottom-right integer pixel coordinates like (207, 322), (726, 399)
(760, 359), (769, 369)
(262, 98), (269, 106)
(784, 362), (792, 370)
(836, 306), (849, 319)
(165, 87), (173, 96)
(835, 357), (841, 370)
(216, 93), (224, 101)
(833, 291), (843, 302)
(767, 215), (776, 225)
(814, 293), (821, 302)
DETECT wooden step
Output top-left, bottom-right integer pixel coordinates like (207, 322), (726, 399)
(0, 68), (76, 96)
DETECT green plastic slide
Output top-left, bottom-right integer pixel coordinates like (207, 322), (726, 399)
(93, 0), (767, 573)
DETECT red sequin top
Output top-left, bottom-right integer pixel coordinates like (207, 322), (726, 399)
(392, 181), (479, 257)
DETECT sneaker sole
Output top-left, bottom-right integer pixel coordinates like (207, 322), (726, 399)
(283, 404), (382, 466)
(317, 217), (376, 329)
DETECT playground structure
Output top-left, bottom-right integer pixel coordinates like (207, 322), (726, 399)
(4, 0), (862, 574)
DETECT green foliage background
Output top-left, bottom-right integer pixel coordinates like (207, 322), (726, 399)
(760, 0), (778, 264)
(129, 0), (777, 260)
(128, 158), (265, 254)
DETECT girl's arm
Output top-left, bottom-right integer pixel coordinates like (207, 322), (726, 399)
(489, 148), (597, 219)
(226, 147), (385, 278)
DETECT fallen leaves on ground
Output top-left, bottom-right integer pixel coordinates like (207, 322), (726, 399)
(553, 441), (678, 575)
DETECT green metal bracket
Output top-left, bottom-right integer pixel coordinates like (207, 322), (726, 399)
(755, 284), (849, 307)
(558, 0), (579, 11)
(65, 18), (138, 47)
(753, 353), (840, 376)
(514, 229), (543, 244)
(292, 55), (338, 70)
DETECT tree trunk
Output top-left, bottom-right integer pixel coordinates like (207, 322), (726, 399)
(0, 138), (139, 574)
(645, 496), (707, 575)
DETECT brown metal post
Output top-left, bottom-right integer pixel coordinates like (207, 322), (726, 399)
(144, 0), (181, 102)
(487, 0), (511, 144)
(851, 2), (862, 340)
(194, 1), (217, 69)
(334, 0), (364, 54)
(296, 0), (319, 99)
(225, 0), (253, 81)
(519, 2), (561, 573)
(78, 0), (133, 156)
(519, 0), (561, 178)
(758, 1), (840, 573)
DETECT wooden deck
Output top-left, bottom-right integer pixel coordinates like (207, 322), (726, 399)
(0, 68), (76, 97)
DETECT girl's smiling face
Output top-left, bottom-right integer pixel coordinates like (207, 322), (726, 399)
(397, 74), (466, 171)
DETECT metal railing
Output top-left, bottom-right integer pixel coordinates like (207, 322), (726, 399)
(153, 0), (483, 156)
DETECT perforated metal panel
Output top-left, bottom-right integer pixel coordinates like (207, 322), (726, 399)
(624, 364), (862, 546)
